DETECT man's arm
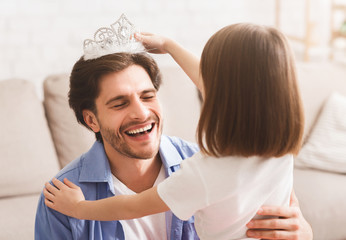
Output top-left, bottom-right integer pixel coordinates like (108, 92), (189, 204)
(246, 190), (313, 239)
(35, 191), (74, 240)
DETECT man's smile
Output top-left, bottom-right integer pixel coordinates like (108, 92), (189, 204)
(125, 123), (155, 137)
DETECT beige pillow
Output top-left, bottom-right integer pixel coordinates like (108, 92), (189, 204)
(295, 92), (346, 173)
(43, 74), (94, 168)
(295, 62), (346, 141)
(0, 79), (60, 197)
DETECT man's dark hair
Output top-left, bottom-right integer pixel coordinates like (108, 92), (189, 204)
(68, 53), (162, 142)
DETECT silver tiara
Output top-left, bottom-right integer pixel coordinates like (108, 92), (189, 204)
(83, 14), (145, 60)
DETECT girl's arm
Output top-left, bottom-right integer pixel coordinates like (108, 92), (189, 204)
(44, 178), (169, 221)
(135, 33), (204, 96)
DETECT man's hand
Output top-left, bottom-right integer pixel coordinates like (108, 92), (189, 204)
(44, 178), (85, 219)
(246, 190), (313, 239)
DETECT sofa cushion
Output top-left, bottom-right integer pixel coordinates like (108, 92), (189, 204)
(295, 92), (346, 173)
(0, 193), (39, 240)
(0, 80), (60, 197)
(294, 168), (346, 239)
(43, 74), (94, 168)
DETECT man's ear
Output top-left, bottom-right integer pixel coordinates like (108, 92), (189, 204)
(83, 109), (100, 133)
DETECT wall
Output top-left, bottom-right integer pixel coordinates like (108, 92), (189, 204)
(0, 0), (335, 98)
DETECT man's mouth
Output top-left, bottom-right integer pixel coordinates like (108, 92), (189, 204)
(125, 123), (154, 136)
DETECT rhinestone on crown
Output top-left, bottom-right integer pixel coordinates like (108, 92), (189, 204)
(83, 14), (145, 60)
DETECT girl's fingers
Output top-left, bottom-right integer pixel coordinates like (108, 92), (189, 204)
(44, 198), (52, 207)
(135, 34), (150, 44)
(135, 32), (155, 44)
(44, 181), (59, 195)
(135, 32), (151, 42)
(52, 178), (66, 190)
(134, 33), (142, 41)
(137, 32), (153, 37)
(43, 188), (54, 202)
(44, 198), (56, 210)
(63, 178), (79, 189)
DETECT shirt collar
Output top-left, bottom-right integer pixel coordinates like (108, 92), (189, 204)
(78, 135), (183, 184)
(159, 135), (184, 169)
(79, 141), (112, 183)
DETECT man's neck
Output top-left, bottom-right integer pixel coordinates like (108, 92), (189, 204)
(104, 145), (162, 193)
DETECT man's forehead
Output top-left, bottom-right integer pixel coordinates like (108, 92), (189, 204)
(101, 65), (152, 85)
(97, 66), (155, 100)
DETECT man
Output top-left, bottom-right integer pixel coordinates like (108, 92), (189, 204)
(35, 52), (312, 240)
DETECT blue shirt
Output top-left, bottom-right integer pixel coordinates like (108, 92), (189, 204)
(35, 135), (200, 240)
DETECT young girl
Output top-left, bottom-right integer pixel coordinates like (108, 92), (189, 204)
(44, 23), (304, 239)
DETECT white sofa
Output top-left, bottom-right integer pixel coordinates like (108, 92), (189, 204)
(0, 63), (345, 239)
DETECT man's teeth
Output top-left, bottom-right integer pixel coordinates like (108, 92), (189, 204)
(127, 124), (152, 135)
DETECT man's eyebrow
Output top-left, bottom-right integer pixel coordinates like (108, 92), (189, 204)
(105, 88), (157, 105)
(142, 89), (157, 94)
(105, 95), (126, 105)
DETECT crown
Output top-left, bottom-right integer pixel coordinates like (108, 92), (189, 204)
(83, 14), (145, 60)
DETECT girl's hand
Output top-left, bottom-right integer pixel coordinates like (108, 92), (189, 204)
(136, 32), (203, 93)
(135, 32), (171, 54)
(44, 178), (85, 219)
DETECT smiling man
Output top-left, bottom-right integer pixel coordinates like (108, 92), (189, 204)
(82, 63), (164, 194)
(35, 53), (200, 240)
(35, 52), (312, 240)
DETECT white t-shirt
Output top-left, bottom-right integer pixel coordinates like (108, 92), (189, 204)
(157, 152), (293, 240)
(112, 166), (168, 240)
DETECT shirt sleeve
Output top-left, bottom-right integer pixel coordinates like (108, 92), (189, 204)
(35, 191), (73, 240)
(157, 153), (208, 221)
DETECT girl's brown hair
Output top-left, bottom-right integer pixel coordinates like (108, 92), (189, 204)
(197, 23), (304, 158)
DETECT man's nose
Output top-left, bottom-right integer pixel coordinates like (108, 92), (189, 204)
(129, 98), (150, 120)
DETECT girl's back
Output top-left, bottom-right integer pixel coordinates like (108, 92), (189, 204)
(158, 152), (293, 239)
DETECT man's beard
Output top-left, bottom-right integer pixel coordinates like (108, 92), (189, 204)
(99, 117), (162, 160)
